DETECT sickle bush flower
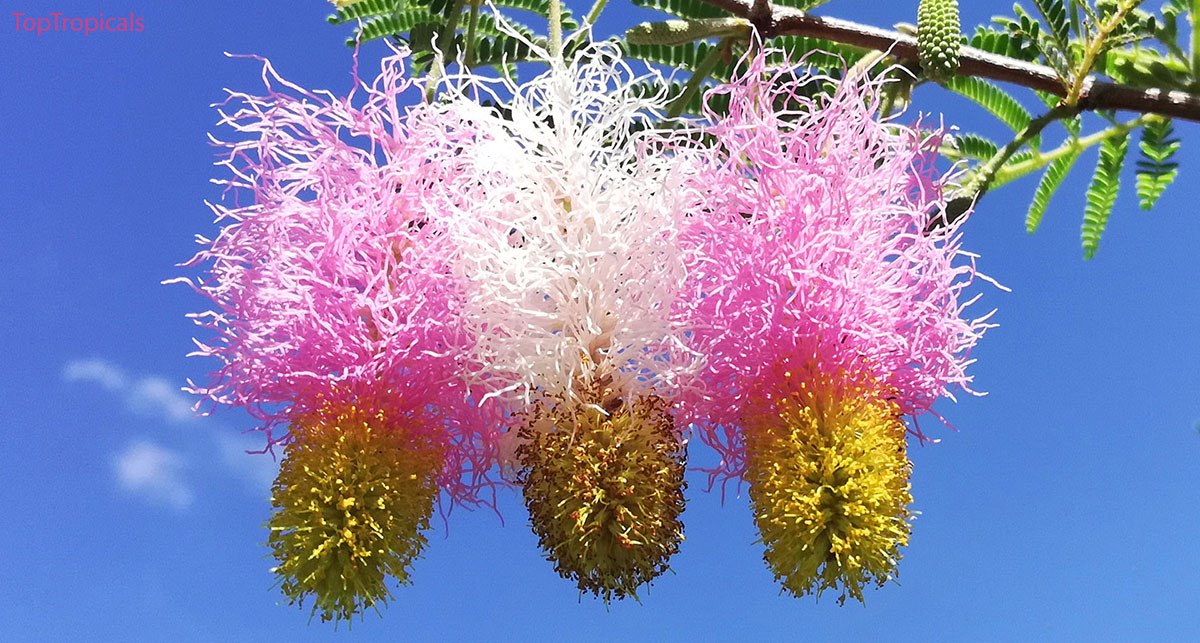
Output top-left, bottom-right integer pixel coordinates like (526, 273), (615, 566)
(172, 49), (502, 621)
(680, 53), (992, 603)
(419, 41), (703, 600)
(268, 379), (448, 623)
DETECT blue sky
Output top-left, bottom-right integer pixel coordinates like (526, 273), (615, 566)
(2, 1), (1199, 640)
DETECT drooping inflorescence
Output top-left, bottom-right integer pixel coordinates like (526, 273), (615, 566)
(268, 387), (446, 622)
(514, 384), (686, 601)
(679, 50), (990, 601)
(419, 41), (705, 600)
(742, 362), (915, 603)
(177, 31), (990, 619)
(174, 48), (502, 622)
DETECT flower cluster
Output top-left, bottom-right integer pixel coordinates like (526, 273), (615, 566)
(174, 50), (501, 621)
(680, 53), (989, 600)
(178, 37), (988, 619)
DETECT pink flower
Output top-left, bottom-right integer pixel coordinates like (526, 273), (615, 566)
(672, 51), (994, 601)
(680, 53), (992, 478)
(170, 48), (513, 620)
(171, 49), (500, 503)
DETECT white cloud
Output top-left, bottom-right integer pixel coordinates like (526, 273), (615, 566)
(113, 440), (194, 511)
(62, 358), (128, 392)
(128, 377), (197, 424)
(62, 358), (197, 426)
(68, 358), (280, 504)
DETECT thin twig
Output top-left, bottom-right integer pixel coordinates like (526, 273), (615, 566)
(993, 113), (1153, 184)
(465, 0), (482, 69)
(932, 105), (1079, 231)
(693, 0), (1200, 121)
(667, 38), (733, 118)
(549, 0), (563, 60)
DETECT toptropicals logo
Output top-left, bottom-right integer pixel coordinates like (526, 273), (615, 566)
(12, 11), (145, 36)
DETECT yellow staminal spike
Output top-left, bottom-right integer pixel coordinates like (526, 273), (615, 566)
(515, 388), (686, 602)
(267, 398), (443, 623)
(744, 375), (914, 604)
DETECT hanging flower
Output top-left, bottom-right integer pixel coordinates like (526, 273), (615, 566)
(268, 379), (447, 623)
(680, 52), (992, 602)
(171, 49), (500, 620)
(420, 41), (703, 600)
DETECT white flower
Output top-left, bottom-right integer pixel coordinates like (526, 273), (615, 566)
(424, 42), (703, 409)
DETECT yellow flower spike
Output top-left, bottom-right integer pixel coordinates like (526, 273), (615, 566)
(515, 387), (686, 602)
(744, 373), (914, 604)
(267, 398), (444, 623)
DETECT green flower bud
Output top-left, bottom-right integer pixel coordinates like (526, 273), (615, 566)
(917, 0), (961, 82)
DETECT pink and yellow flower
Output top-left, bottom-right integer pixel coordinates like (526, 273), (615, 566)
(680, 52), (992, 602)
(173, 49), (500, 621)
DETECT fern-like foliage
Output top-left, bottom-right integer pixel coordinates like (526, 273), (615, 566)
(327, 0), (575, 81)
(1099, 48), (1196, 92)
(355, 11), (444, 46)
(772, 0), (834, 11)
(968, 26), (1040, 62)
(1026, 149), (1080, 233)
(471, 13), (538, 39)
(771, 36), (870, 71)
(328, 0), (401, 24)
(949, 133), (999, 162)
(469, 33), (537, 70)
(1081, 132), (1129, 259)
(1135, 116), (1180, 210)
(621, 41), (733, 79)
(944, 76), (1033, 132)
(630, 0), (728, 20)
(494, 0), (577, 31)
(1032, 0), (1068, 48)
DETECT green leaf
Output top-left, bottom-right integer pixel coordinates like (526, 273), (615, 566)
(407, 22), (442, 54)
(949, 133), (999, 161)
(1032, 0), (1069, 49)
(493, 0), (578, 30)
(631, 0), (729, 20)
(1025, 148), (1080, 233)
(770, 35), (871, 71)
(969, 26), (1039, 61)
(622, 41), (731, 77)
(1037, 33), (1074, 81)
(1095, 0), (1158, 44)
(1081, 132), (1130, 259)
(329, 0), (402, 24)
(470, 13), (537, 39)
(772, 0), (833, 10)
(1098, 48), (1195, 91)
(997, 5), (1043, 44)
(351, 11), (444, 45)
(944, 76), (1033, 132)
(470, 33), (538, 69)
(1135, 116), (1180, 210)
